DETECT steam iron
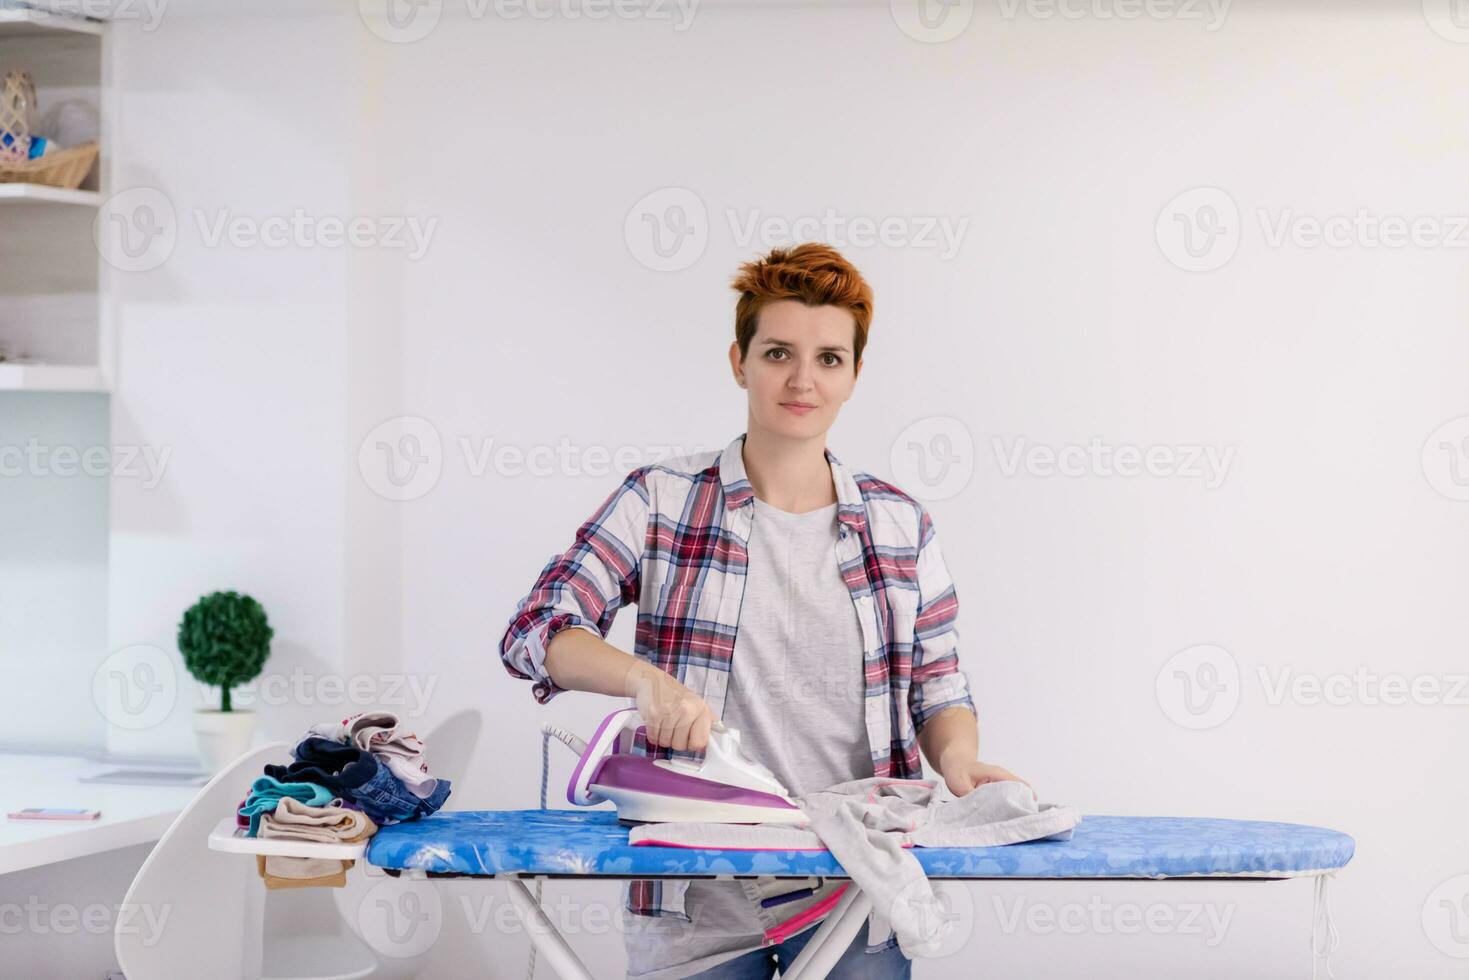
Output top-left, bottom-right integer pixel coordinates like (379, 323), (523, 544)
(553, 707), (807, 825)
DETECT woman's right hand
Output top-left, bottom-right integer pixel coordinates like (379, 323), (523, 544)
(627, 664), (715, 753)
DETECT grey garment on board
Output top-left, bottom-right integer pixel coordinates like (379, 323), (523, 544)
(630, 777), (1083, 958)
(623, 498), (879, 980)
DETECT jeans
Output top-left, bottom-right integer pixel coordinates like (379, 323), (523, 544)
(686, 927), (910, 979)
(349, 762), (452, 825)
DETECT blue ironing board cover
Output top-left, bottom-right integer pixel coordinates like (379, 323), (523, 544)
(365, 810), (1355, 879)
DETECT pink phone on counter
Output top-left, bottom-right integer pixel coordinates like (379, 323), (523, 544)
(7, 808), (101, 821)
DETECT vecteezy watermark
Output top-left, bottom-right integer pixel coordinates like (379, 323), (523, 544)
(888, 879), (976, 957)
(992, 437), (1236, 489)
(1156, 187), (1240, 272)
(1158, 186), (1469, 271)
(1421, 416), (1469, 502)
(996, 0), (1231, 30)
(890, 416), (976, 502)
(726, 209), (970, 262)
(890, 0), (976, 43)
(460, 437), (697, 479)
(205, 669), (440, 715)
(0, 898), (171, 946)
(193, 210), (436, 260)
(459, 891), (631, 939)
(469, 0), (699, 28)
(993, 895), (1235, 945)
(93, 645), (178, 731)
(359, 0), (444, 43)
(1256, 208), (1469, 251)
(94, 187), (178, 274)
(358, 416), (444, 502)
(1423, 874), (1469, 958)
(1158, 649), (1468, 729)
(1256, 666), (1469, 708)
(357, 417), (703, 502)
(747, 670), (865, 710)
(624, 189), (972, 272)
(1422, 0), (1469, 43)
(357, 885), (696, 948)
(1155, 644), (1240, 730)
(6, 0), (170, 31)
(357, 878), (443, 959)
(888, 420), (1233, 500)
(624, 187), (709, 272)
(0, 438), (171, 489)
(357, 0), (699, 43)
(94, 188), (438, 273)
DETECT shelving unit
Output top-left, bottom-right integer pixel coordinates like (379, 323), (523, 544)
(0, 361), (104, 391)
(0, 3), (111, 392)
(0, 6), (105, 38)
(0, 181), (99, 206)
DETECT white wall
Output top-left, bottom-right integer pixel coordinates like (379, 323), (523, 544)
(0, 392), (108, 751)
(103, 4), (356, 758)
(64, 0), (1469, 977)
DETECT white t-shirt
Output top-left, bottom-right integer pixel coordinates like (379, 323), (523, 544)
(624, 497), (873, 980)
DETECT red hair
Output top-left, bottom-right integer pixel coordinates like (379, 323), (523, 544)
(730, 243), (873, 369)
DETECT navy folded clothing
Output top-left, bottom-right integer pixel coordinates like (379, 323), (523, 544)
(263, 737), (377, 797)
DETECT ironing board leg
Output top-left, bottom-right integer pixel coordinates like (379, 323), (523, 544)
(780, 882), (874, 980)
(503, 877), (594, 980)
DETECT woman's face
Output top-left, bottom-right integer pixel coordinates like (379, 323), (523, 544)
(730, 299), (861, 440)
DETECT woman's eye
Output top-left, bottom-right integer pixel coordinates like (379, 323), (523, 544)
(767, 349), (788, 360)
(822, 354), (841, 367)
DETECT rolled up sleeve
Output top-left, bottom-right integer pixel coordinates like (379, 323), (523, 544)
(498, 467), (650, 705)
(907, 506), (977, 735)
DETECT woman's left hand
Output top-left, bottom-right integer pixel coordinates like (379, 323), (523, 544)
(939, 757), (1035, 801)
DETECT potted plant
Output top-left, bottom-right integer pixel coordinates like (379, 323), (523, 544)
(178, 590), (273, 772)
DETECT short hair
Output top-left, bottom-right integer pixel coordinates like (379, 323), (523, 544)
(730, 243), (872, 369)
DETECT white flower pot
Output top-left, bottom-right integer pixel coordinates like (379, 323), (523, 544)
(193, 709), (256, 773)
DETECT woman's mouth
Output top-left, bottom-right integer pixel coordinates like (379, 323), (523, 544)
(780, 402), (816, 415)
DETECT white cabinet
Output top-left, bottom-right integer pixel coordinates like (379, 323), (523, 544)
(0, 4), (110, 393)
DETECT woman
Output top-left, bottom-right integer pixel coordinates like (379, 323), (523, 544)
(499, 243), (1030, 979)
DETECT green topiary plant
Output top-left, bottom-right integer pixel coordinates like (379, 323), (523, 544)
(177, 590), (273, 712)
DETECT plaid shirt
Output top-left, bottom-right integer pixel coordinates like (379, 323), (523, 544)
(499, 431), (976, 921)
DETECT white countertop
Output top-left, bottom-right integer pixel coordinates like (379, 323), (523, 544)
(0, 752), (203, 875)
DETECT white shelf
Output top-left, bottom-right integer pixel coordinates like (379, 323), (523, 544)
(0, 182), (101, 206)
(0, 362), (107, 392)
(0, 6), (104, 38)
(208, 817), (370, 861)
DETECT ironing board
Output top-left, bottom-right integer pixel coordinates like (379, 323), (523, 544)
(211, 808), (1354, 979)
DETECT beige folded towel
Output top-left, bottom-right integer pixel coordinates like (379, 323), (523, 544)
(256, 798), (378, 890)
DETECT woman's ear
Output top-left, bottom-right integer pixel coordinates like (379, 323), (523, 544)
(729, 340), (746, 387)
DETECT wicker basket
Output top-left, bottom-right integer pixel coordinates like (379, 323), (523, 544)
(0, 71), (35, 156)
(0, 140), (99, 188)
(0, 71), (99, 189)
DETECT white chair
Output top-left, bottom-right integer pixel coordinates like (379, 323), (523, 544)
(115, 741), (291, 980)
(118, 713), (483, 980)
(115, 740), (376, 980)
(329, 708), (484, 979)
(418, 707), (483, 786)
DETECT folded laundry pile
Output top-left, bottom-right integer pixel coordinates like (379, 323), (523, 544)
(628, 776), (1082, 957)
(237, 711), (451, 889)
(255, 798), (377, 890)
